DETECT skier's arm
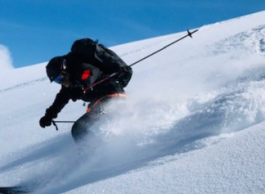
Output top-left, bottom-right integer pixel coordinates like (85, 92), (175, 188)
(45, 86), (71, 118)
(39, 87), (71, 128)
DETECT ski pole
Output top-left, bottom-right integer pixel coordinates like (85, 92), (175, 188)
(52, 120), (75, 131)
(84, 29), (198, 92)
(129, 29), (198, 67)
(53, 121), (75, 123)
(84, 72), (118, 92)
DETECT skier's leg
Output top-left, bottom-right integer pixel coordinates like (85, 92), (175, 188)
(71, 97), (111, 143)
(71, 93), (126, 143)
(71, 113), (93, 143)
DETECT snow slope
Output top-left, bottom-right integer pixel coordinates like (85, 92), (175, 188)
(0, 10), (265, 194)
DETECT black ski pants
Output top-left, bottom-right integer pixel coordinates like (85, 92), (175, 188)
(71, 93), (126, 143)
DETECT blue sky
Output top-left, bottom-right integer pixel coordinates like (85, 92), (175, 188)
(1, 0), (265, 68)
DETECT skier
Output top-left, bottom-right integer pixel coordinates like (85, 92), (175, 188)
(39, 39), (132, 143)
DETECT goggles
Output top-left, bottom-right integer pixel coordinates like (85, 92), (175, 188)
(53, 71), (68, 84)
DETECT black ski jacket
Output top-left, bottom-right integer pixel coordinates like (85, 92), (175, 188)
(45, 52), (130, 119)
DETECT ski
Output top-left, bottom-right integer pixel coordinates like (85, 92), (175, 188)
(0, 186), (29, 194)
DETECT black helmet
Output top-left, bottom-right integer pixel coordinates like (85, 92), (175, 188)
(46, 56), (67, 82)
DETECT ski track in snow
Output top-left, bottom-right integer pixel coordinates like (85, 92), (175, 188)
(0, 77), (47, 93)
(1, 11), (265, 194)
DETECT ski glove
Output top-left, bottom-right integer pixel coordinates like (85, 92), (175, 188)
(71, 84), (84, 101)
(117, 66), (133, 88)
(39, 115), (53, 128)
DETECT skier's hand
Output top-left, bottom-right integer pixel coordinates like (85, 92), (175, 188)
(117, 66), (132, 88)
(39, 115), (53, 128)
(71, 84), (84, 101)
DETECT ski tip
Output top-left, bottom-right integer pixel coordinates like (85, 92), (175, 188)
(0, 186), (30, 194)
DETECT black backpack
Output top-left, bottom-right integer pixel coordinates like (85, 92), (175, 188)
(71, 38), (128, 74)
(70, 38), (132, 87)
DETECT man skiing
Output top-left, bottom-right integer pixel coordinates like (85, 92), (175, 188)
(39, 38), (132, 143)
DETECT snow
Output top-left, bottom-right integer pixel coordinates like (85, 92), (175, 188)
(0, 10), (265, 194)
(65, 126), (265, 194)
